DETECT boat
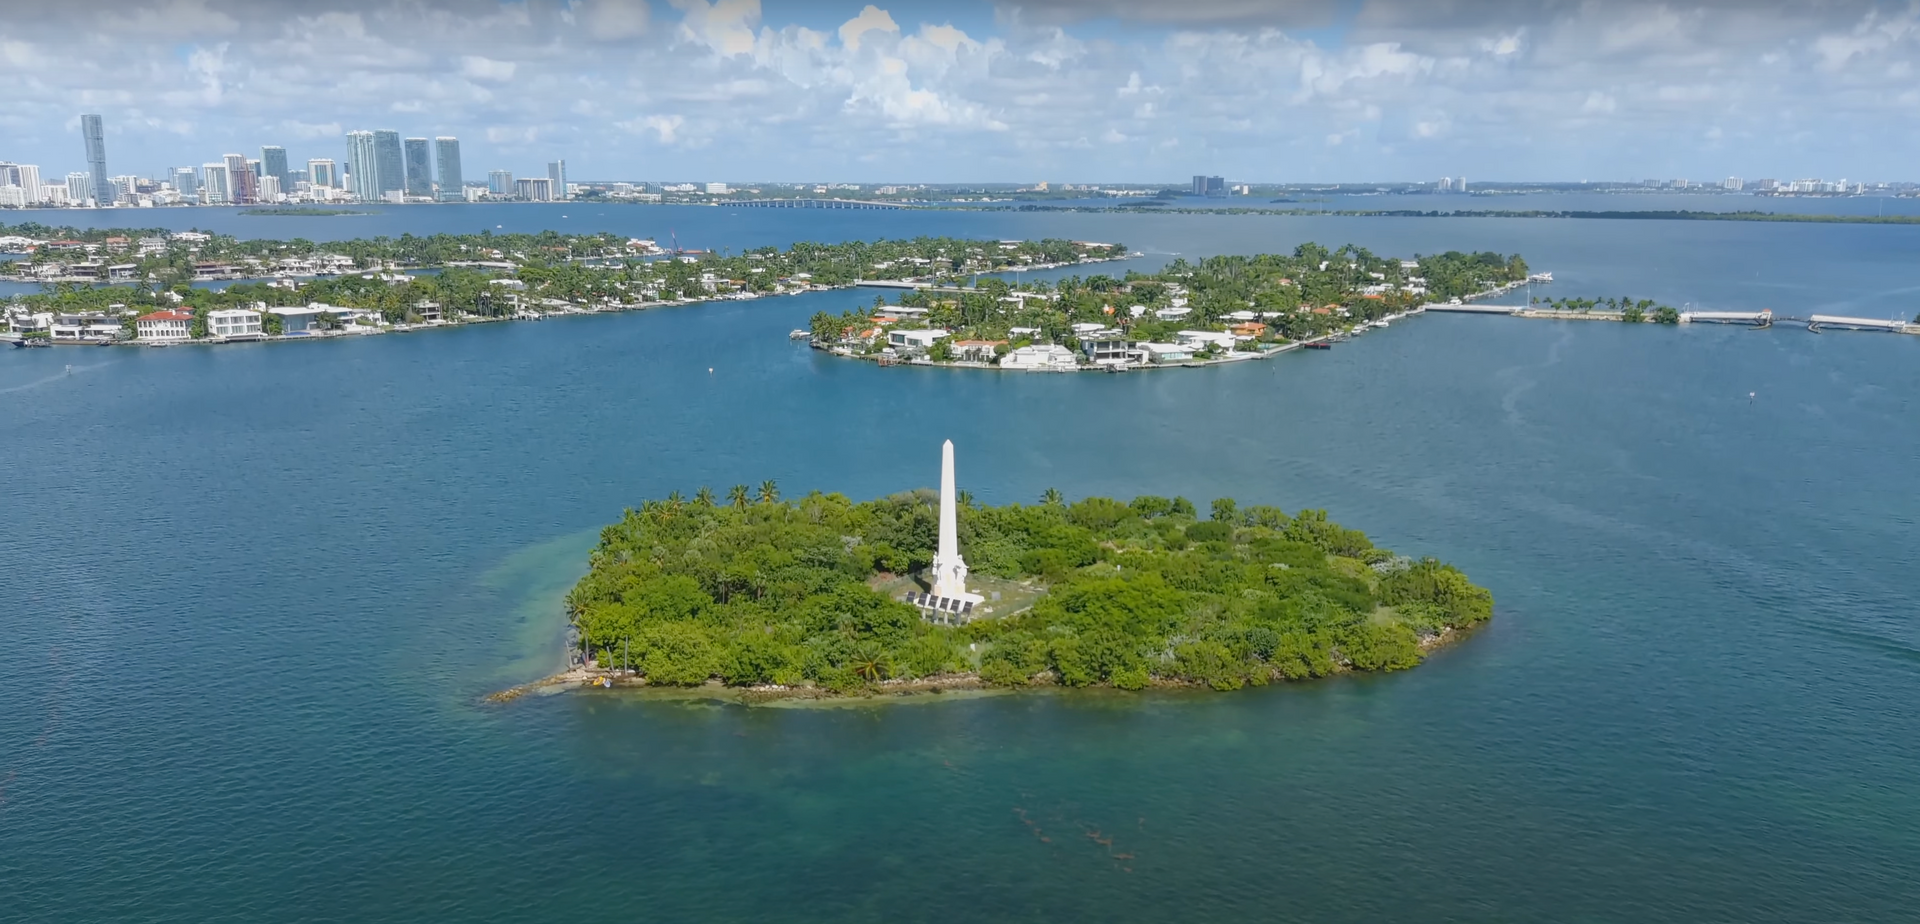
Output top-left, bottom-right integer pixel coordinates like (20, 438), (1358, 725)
(788, 329), (810, 340)
(1304, 341), (1332, 350)
(1376, 320), (1390, 329)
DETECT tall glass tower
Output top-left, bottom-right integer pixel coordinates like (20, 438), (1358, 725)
(260, 146), (291, 189)
(373, 131), (404, 198)
(346, 131), (379, 201)
(81, 114), (112, 205)
(433, 137), (463, 202)
(547, 160), (568, 200)
(402, 138), (433, 198)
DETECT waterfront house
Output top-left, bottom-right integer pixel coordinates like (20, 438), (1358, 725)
(1000, 344), (1079, 371)
(1229, 322), (1267, 338)
(1138, 342), (1194, 364)
(136, 309), (193, 342)
(51, 313), (124, 341)
(207, 308), (263, 339)
(1080, 330), (1132, 364)
(887, 329), (949, 354)
(107, 264), (139, 282)
(950, 339), (1007, 362)
(1176, 330), (1236, 352)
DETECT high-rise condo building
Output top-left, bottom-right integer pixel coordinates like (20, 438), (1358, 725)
(224, 154), (258, 205)
(547, 160), (567, 199)
(258, 175), (283, 202)
(372, 130), (404, 197)
(403, 137), (433, 198)
(173, 166), (199, 198)
(0, 163), (43, 202)
(261, 146), (291, 189)
(488, 170), (513, 195)
(515, 176), (553, 201)
(434, 137), (463, 202)
(203, 163), (231, 204)
(1191, 175), (1225, 197)
(307, 159), (337, 189)
(81, 114), (112, 205)
(66, 172), (91, 202)
(346, 131), (379, 200)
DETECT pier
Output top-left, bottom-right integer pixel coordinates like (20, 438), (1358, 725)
(1683, 310), (1773, 324)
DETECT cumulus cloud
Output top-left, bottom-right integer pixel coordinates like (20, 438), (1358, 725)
(0, 0), (1915, 182)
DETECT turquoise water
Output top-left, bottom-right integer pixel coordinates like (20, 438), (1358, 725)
(3, 212), (1919, 922)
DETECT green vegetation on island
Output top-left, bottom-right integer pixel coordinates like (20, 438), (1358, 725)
(566, 487), (1492, 694)
(0, 225), (1124, 337)
(1531, 295), (1683, 324)
(811, 244), (1527, 363)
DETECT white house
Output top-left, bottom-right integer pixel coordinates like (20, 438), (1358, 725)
(52, 313), (125, 341)
(207, 308), (263, 339)
(1138, 342), (1194, 364)
(1000, 344), (1079, 371)
(1176, 330), (1237, 351)
(136, 309), (193, 342)
(1154, 306), (1192, 321)
(886, 329), (949, 352)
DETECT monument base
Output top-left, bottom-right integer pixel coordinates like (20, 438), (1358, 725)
(904, 590), (984, 626)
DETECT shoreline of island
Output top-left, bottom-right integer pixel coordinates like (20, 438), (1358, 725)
(486, 623), (1478, 706)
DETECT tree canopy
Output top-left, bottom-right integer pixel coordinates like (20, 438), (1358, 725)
(567, 487), (1493, 694)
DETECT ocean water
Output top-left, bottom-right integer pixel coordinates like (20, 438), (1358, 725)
(2, 212), (1918, 922)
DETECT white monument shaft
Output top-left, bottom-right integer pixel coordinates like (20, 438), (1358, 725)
(930, 440), (979, 604)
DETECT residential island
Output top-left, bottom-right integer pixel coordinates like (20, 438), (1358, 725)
(0, 223), (1127, 344)
(809, 245), (1533, 369)
(545, 441), (1493, 702)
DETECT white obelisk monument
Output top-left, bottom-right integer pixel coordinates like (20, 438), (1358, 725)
(930, 440), (982, 606)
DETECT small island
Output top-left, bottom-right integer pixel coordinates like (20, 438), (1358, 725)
(556, 443), (1491, 701)
(808, 244), (1531, 369)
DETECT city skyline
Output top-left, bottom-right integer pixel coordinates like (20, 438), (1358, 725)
(0, 1), (1916, 183)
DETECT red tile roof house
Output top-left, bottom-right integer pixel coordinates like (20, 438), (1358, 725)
(136, 309), (193, 342)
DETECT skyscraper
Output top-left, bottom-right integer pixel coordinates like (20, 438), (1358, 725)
(434, 137), (463, 202)
(81, 114), (112, 205)
(403, 137), (433, 198)
(66, 172), (90, 203)
(224, 154), (258, 205)
(258, 175), (283, 202)
(547, 160), (567, 199)
(0, 163), (44, 202)
(173, 166), (199, 199)
(1191, 175), (1225, 196)
(488, 170), (513, 195)
(261, 146), (291, 189)
(202, 163), (230, 204)
(308, 159), (337, 189)
(346, 131), (379, 201)
(372, 130), (404, 197)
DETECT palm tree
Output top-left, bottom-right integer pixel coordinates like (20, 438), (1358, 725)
(757, 480), (780, 505)
(728, 485), (750, 508)
(694, 486), (715, 508)
(1041, 487), (1063, 506)
(848, 644), (890, 683)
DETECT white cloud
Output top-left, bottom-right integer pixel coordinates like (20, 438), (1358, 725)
(0, 0), (1916, 182)
(459, 55), (517, 82)
(839, 5), (900, 52)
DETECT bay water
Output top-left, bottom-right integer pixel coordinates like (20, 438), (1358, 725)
(2, 208), (1917, 922)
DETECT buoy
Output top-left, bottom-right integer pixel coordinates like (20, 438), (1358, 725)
(708, 367), (714, 374)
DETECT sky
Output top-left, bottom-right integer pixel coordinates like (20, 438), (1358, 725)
(2, 0), (1917, 184)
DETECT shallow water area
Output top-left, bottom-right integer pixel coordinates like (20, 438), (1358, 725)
(3, 209), (1918, 923)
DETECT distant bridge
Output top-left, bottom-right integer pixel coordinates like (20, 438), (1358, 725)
(734, 198), (912, 211)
